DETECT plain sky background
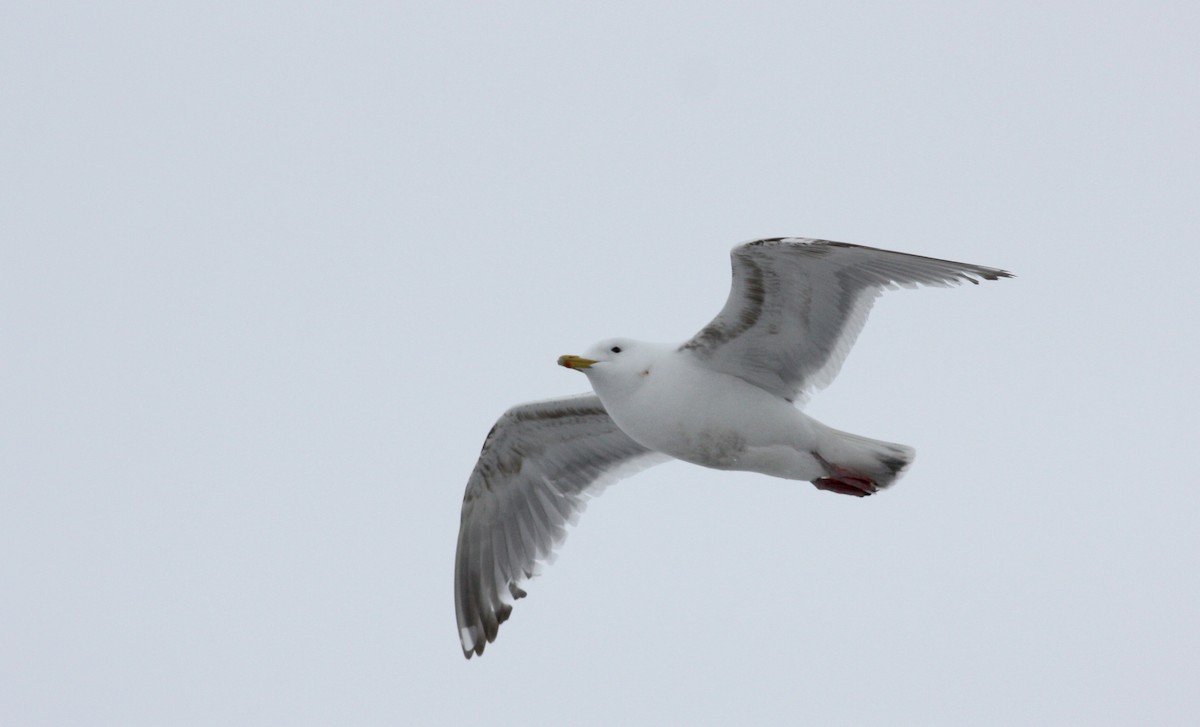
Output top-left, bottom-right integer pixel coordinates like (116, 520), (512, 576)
(3, 2), (1198, 725)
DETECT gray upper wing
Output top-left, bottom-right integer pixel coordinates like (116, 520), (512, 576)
(680, 238), (1012, 401)
(454, 394), (668, 658)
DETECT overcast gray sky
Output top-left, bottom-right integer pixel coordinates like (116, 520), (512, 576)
(3, 2), (1198, 725)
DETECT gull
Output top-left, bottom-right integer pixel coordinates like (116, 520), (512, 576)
(454, 237), (1011, 658)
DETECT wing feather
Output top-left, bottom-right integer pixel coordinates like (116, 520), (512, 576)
(680, 238), (1012, 401)
(454, 394), (668, 658)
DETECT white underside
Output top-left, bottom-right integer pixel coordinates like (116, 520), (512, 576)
(591, 352), (832, 481)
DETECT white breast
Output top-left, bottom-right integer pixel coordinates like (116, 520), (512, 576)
(593, 352), (820, 474)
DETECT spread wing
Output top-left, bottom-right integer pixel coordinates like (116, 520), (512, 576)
(680, 238), (1013, 401)
(454, 394), (669, 658)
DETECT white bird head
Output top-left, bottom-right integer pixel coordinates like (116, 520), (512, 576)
(558, 338), (664, 397)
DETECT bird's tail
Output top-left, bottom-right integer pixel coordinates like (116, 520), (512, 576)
(815, 425), (915, 491)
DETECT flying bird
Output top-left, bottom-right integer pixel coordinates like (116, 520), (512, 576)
(454, 237), (1011, 658)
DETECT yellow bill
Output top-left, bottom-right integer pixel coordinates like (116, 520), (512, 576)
(557, 355), (596, 370)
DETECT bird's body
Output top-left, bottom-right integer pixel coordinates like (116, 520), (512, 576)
(584, 341), (830, 480)
(454, 237), (1012, 658)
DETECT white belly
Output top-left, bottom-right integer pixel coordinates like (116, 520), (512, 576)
(595, 358), (827, 481)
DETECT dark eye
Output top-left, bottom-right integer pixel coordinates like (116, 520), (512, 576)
(610, 346), (622, 353)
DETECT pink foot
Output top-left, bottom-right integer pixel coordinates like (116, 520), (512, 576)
(812, 476), (878, 497)
(811, 457), (879, 497)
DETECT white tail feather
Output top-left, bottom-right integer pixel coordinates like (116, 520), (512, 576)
(817, 426), (915, 489)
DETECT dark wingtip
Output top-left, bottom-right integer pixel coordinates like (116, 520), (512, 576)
(964, 267), (1015, 284)
(462, 632), (485, 659)
(880, 455), (909, 476)
(979, 268), (1015, 281)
